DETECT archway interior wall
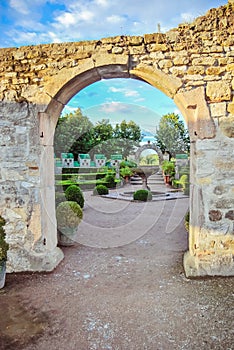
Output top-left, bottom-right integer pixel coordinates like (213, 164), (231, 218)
(0, 2), (233, 275)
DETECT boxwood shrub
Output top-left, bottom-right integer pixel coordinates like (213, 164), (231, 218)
(104, 174), (116, 188)
(93, 184), (109, 196)
(65, 185), (84, 208)
(133, 189), (152, 202)
(56, 201), (83, 236)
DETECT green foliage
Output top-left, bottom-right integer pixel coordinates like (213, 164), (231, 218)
(54, 110), (142, 160)
(161, 160), (175, 176)
(180, 174), (190, 195)
(0, 217), (9, 261)
(155, 113), (190, 158)
(120, 160), (137, 168)
(93, 184), (109, 196)
(113, 120), (142, 158)
(104, 174), (116, 188)
(133, 189), (152, 202)
(54, 108), (94, 158)
(56, 201), (83, 235)
(120, 166), (133, 178)
(65, 185), (84, 208)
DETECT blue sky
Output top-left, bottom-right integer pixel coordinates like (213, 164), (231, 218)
(0, 0), (227, 139)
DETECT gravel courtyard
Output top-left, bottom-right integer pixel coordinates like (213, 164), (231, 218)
(0, 179), (233, 350)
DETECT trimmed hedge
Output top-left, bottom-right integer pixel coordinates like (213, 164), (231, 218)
(93, 184), (109, 196)
(133, 189), (152, 202)
(65, 185), (84, 208)
(56, 201), (83, 235)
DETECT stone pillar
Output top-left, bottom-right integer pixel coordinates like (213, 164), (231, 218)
(0, 102), (63, 272)
(184, 134), (234, 277)
(175, 88), (234, 277)
(39, 112), (64, 269)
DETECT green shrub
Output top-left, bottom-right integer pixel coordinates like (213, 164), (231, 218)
(162, 160), (175, 176)
(0, 216), (9, 261)
(180, 174), (189, 195)
(93, 184), (109, 196)
(104, 174), (116, 188)
(120, 166), (133, 178)
(133, 189), (152, 202)
(56, 201), (83, 236)
(65, 185), (84, 208)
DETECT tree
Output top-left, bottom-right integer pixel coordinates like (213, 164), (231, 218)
(113, 120), (142, 158)
(54, 108), (94, 158)
(89, 119), (114, 158)
(155, 113), (190, 159)
(54, 111), (142, 160)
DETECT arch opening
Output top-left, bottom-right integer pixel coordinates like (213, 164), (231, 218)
(40, 65), (191, 274)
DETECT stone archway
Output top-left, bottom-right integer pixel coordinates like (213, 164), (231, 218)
(134, 143), (164, 164)
(0, 1), (233, 277)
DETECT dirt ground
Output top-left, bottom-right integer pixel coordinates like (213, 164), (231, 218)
(0, 179), (234, 350)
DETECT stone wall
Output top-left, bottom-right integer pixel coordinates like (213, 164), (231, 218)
(0, 2), (233, 276)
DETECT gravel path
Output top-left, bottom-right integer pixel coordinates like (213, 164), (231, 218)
(0, 180), (233, 350)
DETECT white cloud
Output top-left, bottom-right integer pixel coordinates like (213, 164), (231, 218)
(95, 0), (109, 7)
(101, 102), (129, 113)
(56, 12), (77, 27)
(108, 86), (140, 99)
(124, 90), (139, 98)
(9, 0), (30, 15)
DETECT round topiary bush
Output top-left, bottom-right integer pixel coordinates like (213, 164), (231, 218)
(65, 185), (84, 208)
(133, 189), (152, 202)
(56, 201), (83, 236)
(93, 184), (109, 196)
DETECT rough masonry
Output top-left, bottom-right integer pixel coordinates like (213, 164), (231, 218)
(0, 1), (233, 277)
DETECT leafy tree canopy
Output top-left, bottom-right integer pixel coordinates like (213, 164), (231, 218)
(155, 113), (190, 159)
(54, 109), (142, 159)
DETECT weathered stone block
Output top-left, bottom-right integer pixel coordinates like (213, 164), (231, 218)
(210, 102), (226, 117)
(187, 66), (205, 75)
(144, 33), (166, 44)
(219, 116), (234, 138)
(206, 81), (231, 102)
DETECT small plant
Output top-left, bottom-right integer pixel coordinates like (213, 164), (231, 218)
(120, 166), (133, 178)
(65, 185), (84, 208)
(93, 184), (109, 196)
(104, 174), (116, 188)
(56, 201), (83, 236)
(133, 189), (152, 202)
(180, 174), (189, 195)
(0, 216), (9, 262)
(162, 160), (175, 176)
